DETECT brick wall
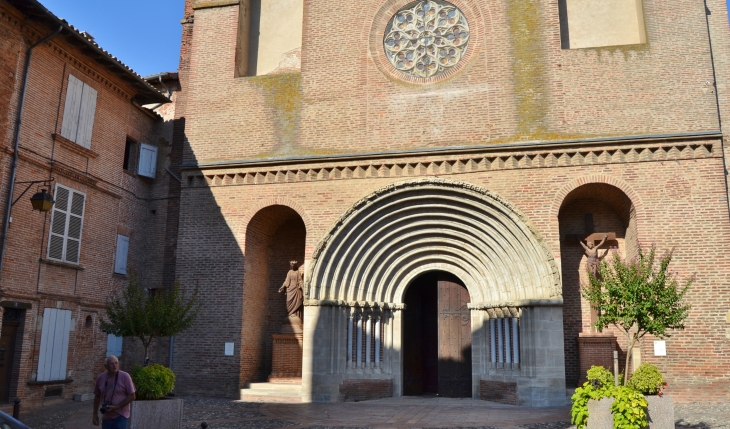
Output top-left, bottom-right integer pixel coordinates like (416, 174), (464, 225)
(0, 0), (175, 407)
(270, 333), (302, 379)
(480, 380), (517, 405)
(171, 0), (730, 403)
(340, 379), (393, 402)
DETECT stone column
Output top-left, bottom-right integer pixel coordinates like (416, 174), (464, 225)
(365, 311), (372, 368)
(356, 308), (363, 368)
(346, 307), (354, 369)
(374, 310), (381, 368)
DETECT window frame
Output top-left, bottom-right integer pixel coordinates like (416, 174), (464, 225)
(59, 74), (98, 149)
(37, 308), (72, 382)
(46, 184), (87, 264)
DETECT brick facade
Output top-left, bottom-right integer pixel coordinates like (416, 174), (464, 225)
(168, 0), (730, 404)
(340, 379), (394, 402)
(0, 0), (175, 407)
(480, 380), (517, 405)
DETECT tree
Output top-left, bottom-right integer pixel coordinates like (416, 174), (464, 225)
(583, 246), (691, 384)
(101, 274), (199, 365)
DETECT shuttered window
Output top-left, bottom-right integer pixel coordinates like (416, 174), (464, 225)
(47, 184), (86, 264)
(114, 234), (129, 275)
(37, 308), (72, 382)
(106, 334), (123, 357)
(137, 143), (158, 178)
(60, 74), (98, 149)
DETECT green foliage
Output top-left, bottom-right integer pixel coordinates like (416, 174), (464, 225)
(587, 365), (615, 388)
(131, 364), (175, 400)
(583, 246), (691, 383)
(572, 369), (649, 429)
(610, 386), (648, 429)
(627, 363), (666, 395)
(101, 274), (199, 365)
(571, 382), (613, 429)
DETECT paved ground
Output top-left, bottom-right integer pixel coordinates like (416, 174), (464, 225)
(15, 396), (730, 429)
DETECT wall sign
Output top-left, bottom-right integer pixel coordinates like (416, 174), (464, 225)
(653, 340), (666, 356)
(224, 342), (234, 356)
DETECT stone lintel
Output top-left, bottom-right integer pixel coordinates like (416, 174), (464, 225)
(468, 298), (563, 310)
(303, 299), (405, 310)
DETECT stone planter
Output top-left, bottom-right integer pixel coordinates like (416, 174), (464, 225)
(587, 395), (674, 429)
(129, 397), (183, 429)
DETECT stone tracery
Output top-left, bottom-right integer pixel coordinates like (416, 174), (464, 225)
(383, 0), (470, 78)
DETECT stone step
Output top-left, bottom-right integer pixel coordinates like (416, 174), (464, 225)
(240, 382), (302, 402)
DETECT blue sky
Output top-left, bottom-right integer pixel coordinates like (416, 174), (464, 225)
(39, 0), (183, 77)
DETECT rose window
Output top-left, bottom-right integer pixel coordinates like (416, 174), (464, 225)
(384, 0), (470, 78)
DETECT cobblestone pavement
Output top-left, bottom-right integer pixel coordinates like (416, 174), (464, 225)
(10, 396), (729, 429)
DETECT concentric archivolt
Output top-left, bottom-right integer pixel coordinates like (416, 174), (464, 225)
(306, 178), (561, 305)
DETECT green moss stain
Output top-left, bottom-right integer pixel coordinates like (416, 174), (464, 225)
(250, 73), (302, 156)
(507, 0), (548, 137)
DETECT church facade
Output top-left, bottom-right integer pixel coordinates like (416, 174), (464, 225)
(170, 0), (730, 405)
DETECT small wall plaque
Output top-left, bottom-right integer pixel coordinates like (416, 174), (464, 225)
(224, 342), (234, 356)
(653, 340), (666, 356)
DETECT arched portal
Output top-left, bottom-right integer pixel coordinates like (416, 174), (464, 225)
(558, 182), (638, 387)
(403, 271), (472, 398)
(302, 179), (567, 407)
(306, 178), (561, 305)
(242, 205), (306, 384)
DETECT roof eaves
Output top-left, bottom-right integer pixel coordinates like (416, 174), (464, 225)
(7, 0), (171, 105)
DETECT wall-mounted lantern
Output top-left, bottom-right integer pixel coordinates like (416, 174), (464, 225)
(29, 189), (54, 212)
(13, 179), (54, 212)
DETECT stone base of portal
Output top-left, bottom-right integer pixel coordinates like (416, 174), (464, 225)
(577, 333), (618, 385)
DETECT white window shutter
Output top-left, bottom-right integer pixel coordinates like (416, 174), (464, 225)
(60, 75), (83, 142)
(114, 235), (129, 275)
(65, 191), (86, 264)
(75, 84), (97, 149)
(138, 144), (158, 178)
(37, 308), (72, 382)
(107, 334), (123, 357)
(47, 184), (86, 264)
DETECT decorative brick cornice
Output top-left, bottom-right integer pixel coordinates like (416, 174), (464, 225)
(49, 44), (133, 102)
(185, 140), (717, 189)
(52, 134), (99, 158)
(193, 0), (238, 10)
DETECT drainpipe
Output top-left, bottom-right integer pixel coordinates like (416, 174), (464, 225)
(0, 25), (63, 281)
(702, 0), (730, 221)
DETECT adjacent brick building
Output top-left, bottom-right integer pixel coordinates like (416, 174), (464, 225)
(0, 0), (176, 406)
(168, 0), (730, 406)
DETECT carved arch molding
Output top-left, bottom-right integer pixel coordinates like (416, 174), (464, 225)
(305, 178), (561, 306)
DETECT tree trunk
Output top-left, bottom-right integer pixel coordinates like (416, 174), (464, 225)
(623, 332), (637, 385)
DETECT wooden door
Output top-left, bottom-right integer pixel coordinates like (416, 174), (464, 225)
(437, 280), (472, 397)
(0, 322), (18, 402)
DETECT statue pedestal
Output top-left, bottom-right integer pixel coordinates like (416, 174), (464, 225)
(269, 317), (303, 382)
(577, 333), (618, 384)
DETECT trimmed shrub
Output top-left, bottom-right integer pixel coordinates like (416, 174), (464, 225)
(586, 365), (614, 388)
(131, 364), (175, 400)
(627, 363), (666, 395)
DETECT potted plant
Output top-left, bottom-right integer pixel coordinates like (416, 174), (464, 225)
(627, 363), (673, 428)
(572, 364), (673, 429)
(128, 364), (183, 429)
(101, 275), (198, 429)
(573, 246), (691, 429)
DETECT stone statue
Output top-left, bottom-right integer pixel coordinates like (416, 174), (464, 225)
(279, 260), (303, 321)
(580, 234), (609, 277)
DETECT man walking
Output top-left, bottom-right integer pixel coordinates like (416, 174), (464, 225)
(92, 355), (136, 428)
